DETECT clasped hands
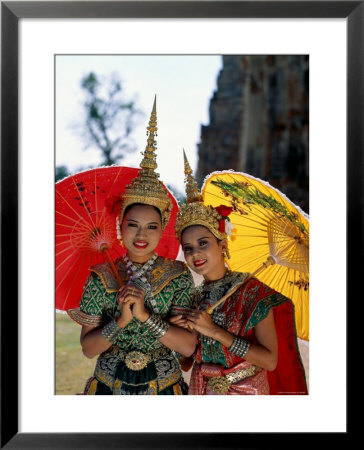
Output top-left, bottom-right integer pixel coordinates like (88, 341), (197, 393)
(169, 309), (218, 338)
(116, 285), (219, 338)
(116, 284), (150, 327)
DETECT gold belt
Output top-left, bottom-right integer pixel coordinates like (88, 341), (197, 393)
(207, 365), (261, 394)
(109, 345), (171, 371)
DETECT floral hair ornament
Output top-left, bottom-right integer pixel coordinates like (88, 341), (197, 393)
(215, 205), (234, 235)
(104, 195), (124, 242)
(175, 150), (234, 258)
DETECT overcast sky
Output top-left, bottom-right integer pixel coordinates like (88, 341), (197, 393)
(56, 55), (223, 196)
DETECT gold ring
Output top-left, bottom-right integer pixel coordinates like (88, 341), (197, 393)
(132, 288), (135, 296)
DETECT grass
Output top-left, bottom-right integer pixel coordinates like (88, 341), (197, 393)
(55, 312), (95, 395)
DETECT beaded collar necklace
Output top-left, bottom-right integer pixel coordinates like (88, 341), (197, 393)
(199, 270), (249, 309)
(122, 252), (161, 315)
(202, 269), (231, 296)
(122, 253), (158, 284)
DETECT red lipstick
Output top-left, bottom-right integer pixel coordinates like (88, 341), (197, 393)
(133, 240), (148, 249)
(193, 259), (207, 268)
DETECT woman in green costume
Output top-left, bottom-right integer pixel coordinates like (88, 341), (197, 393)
(68, 100), (196, 395)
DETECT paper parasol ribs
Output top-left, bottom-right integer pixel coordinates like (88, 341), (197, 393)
(55, 166), (179, 312)
(202, 171), (309, 341)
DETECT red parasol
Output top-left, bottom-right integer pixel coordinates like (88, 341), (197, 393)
(55, 165), (179, 312)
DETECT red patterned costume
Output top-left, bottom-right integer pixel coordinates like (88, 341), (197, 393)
(174, 152), (308, 396)
(188, 272), (308, 395)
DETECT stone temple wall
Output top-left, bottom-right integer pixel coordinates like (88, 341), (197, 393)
(196, 55), (309, 213)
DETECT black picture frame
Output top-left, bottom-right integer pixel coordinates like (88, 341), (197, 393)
(1, 1), (358, 448)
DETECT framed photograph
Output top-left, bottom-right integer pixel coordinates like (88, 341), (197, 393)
(1, 1), (358, 448)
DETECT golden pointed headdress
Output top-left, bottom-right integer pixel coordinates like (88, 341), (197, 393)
(175, 150), (228, 242)
(119, 97), (172, 229)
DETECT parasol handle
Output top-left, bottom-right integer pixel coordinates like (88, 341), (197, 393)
(206, 256), (276, 314)
(206, 281), (247, 314)
(247, 255), (276, 280)
(100, 244), (123, 287)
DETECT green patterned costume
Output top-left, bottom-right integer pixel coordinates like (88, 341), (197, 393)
(68, 256), (194, 395)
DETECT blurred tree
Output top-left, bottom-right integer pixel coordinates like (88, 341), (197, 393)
(166, 184), (185, 205)
(55, 165), (70, 182)
(79, 72), (143, 166)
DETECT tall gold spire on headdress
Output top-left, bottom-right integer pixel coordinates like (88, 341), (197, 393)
(140, 96), (158, 173)
(183, 149), (203, 204)
(175, 151), (227, 242)
(119, 96), (172, 229)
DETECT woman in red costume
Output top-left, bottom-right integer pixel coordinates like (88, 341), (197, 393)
(172, 153), (308, 395)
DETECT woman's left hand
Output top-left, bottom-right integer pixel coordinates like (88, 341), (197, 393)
(168, 314), (189, 328)
(186, 309), (219, 338)
(118, 284), (149, 322)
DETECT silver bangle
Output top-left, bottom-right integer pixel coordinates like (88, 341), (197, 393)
(228, 336), (250, 359)
(101, 319), (123, 343)
(143, 313), (170, 339)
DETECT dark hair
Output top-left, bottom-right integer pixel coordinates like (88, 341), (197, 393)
(123, 203), (162, 221)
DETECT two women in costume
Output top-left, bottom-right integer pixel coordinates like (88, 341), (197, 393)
(68, 100), (196, 395)
(171, 152), (308, 395)
(69, 98), (307, 396)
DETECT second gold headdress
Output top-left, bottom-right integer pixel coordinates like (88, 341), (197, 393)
(175, 151), (233, 250)
(119, 97), (172, 230)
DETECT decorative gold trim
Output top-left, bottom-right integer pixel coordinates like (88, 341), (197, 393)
(207, 365), (261, 394)
(67, 308), (103, 327)
(208, 376), (231, 394)
(90, 257), (187, 295)
(149, 380), (158, 395)
(175, 151), (227, 242)
(158, 370), (181, 391)
(113, 379), (122, 394)
(148, 258), (187, 295)
(119, 97), (172, 229)
(124, 351), (151, 371)
(173, 383), (182, 395)
(94, 368), (115, 389)
(108, 345), (171, 367)
(85, 378), (98, 395)
(90, 258), (129, 293)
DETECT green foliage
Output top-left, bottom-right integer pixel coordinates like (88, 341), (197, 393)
(55, 165), (70, 182)
(166, 184), (186, 205)
(79, 72), (143, 166)
(212, 179), (308, 234)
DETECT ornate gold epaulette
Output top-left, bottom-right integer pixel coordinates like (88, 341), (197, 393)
(149, 257), (188, 295)
(89, 256), (187, 295)
(90, 257), (128, 293)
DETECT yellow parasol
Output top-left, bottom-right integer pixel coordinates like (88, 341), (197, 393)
(202, 171), (309, 341)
